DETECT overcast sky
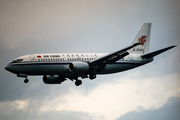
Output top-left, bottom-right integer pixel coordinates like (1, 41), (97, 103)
(0, 0), (180, 120)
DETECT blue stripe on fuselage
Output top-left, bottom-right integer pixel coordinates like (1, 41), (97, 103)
(9, 61), (146, 66)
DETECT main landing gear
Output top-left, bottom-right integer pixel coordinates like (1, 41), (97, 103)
(74, 74), (96, 86)
(89, 74), (96, 80)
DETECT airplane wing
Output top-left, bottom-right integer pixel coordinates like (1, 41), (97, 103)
(89, 43), (141, 67)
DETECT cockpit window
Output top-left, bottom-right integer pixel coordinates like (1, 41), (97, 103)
(11, 59), (23, 63)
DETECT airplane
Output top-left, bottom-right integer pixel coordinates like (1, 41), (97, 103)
(5, 23), (176, 86)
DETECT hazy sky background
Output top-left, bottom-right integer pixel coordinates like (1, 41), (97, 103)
(0, 0), (180, 120)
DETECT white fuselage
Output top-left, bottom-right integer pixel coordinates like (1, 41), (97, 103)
(5, 53), (153, 78)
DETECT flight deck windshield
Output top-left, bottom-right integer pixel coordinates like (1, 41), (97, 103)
(11, 59), (23, 63)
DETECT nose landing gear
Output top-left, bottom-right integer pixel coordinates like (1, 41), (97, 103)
(75, 80), (82, 86)
(17, 74), (29, 83)
(24, 78), (29, 83)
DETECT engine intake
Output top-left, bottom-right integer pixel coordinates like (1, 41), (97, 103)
(69, 62), (89, 73)
(43, 75), (66, 84)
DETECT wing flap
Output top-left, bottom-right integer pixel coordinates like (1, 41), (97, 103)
(107, 52), (129, 64)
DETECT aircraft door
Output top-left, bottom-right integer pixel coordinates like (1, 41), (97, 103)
(29, 55), (37, 65)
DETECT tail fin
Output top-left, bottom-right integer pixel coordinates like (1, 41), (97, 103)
(129, 23), (151, 54)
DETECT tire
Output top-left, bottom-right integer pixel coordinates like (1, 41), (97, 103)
(75, 80), (82, 86)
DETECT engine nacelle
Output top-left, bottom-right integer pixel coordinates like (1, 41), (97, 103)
(69, 61), (89, 73)
(43, 75), (66, 84)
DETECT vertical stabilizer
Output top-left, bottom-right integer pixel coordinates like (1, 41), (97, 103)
(129, 23), (151, 54)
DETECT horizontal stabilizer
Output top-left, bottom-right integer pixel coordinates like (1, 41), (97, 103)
(141, 45), (176, 58)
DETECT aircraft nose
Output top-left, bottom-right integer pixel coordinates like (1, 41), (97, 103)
(5, 64), (15, 73)
(5, 64), (16, 74)
(5, 64), (20, 74)
(5, 65), (11, 71)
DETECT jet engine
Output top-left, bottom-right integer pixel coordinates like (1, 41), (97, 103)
(69, 61), (89, 73)
(43, 75), (66, 84)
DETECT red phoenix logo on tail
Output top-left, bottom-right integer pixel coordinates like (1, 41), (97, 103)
(138, 36), (146, 46)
